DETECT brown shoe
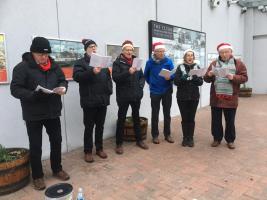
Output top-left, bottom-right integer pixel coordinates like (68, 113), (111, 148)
(227, 142), (235, 149)
(96, 150), (108, 159)
(84, 153), (94, 163)
(33, 178), (46, 190)
(165, 136), (174, 143)
(152, 137), (160, 144)
(136, 141), (149, 150)
(115, 145), (123, 155)
(53, 170), (70, 181)
(211, 140), (221, 147)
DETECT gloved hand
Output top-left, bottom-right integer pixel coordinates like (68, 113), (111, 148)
(33, 90), (50, 101)
(192, 75), (198, 81)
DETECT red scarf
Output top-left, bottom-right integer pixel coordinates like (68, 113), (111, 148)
(121, 54), (133, 65)
(39, 59), (51, 71)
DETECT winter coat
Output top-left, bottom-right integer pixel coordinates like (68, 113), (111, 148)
(73, 54), (112, 108)
(144, 56), (174, 95)
(204, 57), (248, 108)
(112, 54), (145, 103)
(174, 63), (203, 100)
(10, 52), (68, 121)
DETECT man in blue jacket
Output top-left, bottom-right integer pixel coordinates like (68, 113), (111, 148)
(144, 42), (175, 144)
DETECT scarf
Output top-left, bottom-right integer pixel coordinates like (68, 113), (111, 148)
(39, 59), (51, 72)
(121, 54), (133, 65)
(214, 57), (236, 100)
(180, 63), (199, 75)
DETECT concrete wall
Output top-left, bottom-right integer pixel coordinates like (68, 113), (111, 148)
(0, 0), (246, 157)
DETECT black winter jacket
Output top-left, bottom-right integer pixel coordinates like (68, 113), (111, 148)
(112, 54), (145, 103)
(174, 63), (203, 100)
(10, 52), (68, 121)
(73, 54), (112, 108)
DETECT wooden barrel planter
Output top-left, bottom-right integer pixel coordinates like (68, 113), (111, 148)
(239, 87), (252, 97)
(0, 148), (30, 195)
(123, 117), (148, 141)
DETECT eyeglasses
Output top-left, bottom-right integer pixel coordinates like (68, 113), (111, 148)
(123, 49), (133, 52)
(88, 45), (97, 48)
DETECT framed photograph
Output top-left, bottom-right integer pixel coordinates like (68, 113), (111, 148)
(148, 20), (206, 68)
(106, 44), (140, 62)
(207, 53), (218, 66)
(48, 38), (84, 80)
(0, 33), (8, 84)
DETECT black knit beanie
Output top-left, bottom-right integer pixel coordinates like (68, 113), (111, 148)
(30, 37), (52, 53)
(82, 39), (97, 51)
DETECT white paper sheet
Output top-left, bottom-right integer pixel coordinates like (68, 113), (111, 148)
(159, 68), (175, 78)
(35, 85), (54, 94)
(188, 67), (208, 77)
(89, 53), (112, 68)
(212, 66), (231, 77)
(132, 58), (143, 71)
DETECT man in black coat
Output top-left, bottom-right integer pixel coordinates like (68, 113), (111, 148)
(73, 39), (112, 163)
(112, 40), (148, 154)
(10, 37), (69, 190)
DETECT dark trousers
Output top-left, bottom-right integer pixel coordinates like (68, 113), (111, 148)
(150, 89), (172, 138)
(83, 106), (107, 153)
(178, 100), (199, 140)
(25, 118), (62, 179)
(211, 107), (237, 143)
(116, 100), (142, 145)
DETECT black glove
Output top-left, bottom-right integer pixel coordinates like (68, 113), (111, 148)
(192, 75), (198, 81)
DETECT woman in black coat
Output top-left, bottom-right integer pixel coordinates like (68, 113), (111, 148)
(73, 39), (112, 163)
(112, 40), (148, 154)
(174, 49), (203, 147)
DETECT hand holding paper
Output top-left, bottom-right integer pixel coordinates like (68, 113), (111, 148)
(188, 67), (207, 77)
(132, 58), (143, 71)
(89, 53), (112, 68)
(159, 68), (175, 79)
(35, 85), (54, 94)
(53, 87), (66, 95)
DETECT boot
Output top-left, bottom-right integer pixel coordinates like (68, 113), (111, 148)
(187, 122), (195, 147)
(181, 122), (189, 147)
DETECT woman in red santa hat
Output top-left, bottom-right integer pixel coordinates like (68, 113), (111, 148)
(204, 43), (248, 149)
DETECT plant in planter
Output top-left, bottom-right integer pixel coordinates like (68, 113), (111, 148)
(0, 144), (30, 195)
(123, 117), (148, 141)
(239, 83), (252, 97)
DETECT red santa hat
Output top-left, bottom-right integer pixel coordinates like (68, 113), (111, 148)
(217, 43), (233, 52)
(152, 42), (165, 51)
(122, 40), (134, 50)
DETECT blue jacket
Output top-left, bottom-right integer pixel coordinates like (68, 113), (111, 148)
(144, 56), (174, 95)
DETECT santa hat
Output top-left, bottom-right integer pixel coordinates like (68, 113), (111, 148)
(183, 49), (196, 56)
(152, 42), (165, 51)
(217, 43), (233, 52)
(122, 40), (134, 50)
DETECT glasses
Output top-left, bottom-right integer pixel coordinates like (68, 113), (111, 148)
(123, 49), (133, 52)
(88, 45), (97, 48)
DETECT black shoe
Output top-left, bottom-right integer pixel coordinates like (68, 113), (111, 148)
(187, 139), (194, 147)
(181, 139), (188, 147)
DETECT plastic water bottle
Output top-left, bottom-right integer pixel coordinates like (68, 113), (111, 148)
(76, 187), (85, 200)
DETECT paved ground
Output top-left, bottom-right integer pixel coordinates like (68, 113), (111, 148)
(1, 95), (267, 200)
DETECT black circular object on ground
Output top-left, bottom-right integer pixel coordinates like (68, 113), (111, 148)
(45, 183), (73, 199)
